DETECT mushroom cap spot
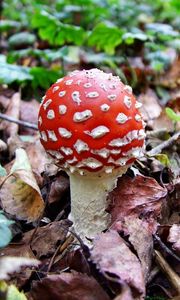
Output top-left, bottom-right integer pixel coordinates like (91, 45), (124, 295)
(47, 150), (64, 160)
(135, 114), (142, 122)
(60, 147), (73, 155)
(74, 139), (89, 153)
(38, 116), (42, 125)
(59, 105), (67, 115)
(47, 130), (58, 142)
(124, 85), (132, 94)
(78, 158), (103, 169)
(67, 157), (78, 164)
(124, 95), (132, 109)
(43, 99), (52, 110)
(116, 113), (129, 124)
(58, 127), (72, 138)
(86, 92), (99, 98)
(56, 78), (63, 83)
(84, 83), (92, 88)
(91, 148), (110, 158)
(65, 79), (73, 85)
(47, 109), (55, 119)
(73, 110), (93, 122)
(52, 86), (59, 93)
(59, 91), (66, 97)
(72, 91), (81, 105)
(107, 94), (117, 101)
(40, 131), (47, 142)
(100, 104), (110, 112)
(99, 83), (107, 91)
(84, 126), (110, 139)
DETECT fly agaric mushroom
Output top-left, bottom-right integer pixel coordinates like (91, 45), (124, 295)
(38, 69), (145, 243)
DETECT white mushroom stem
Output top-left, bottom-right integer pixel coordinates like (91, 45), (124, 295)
(68, 167), (128, 244)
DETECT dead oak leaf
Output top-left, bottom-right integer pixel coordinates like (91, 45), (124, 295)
(31, 272), (110, 300)
(91, 230), (145, 299)
(167, 224), (180, 254)
(107, 174), (167, 232)
(22, 219), (71, 259)
(120, 217), (153, 283)
(0, 148), (44, 222)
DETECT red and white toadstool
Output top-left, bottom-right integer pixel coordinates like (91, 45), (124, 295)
(38, 69), (145, 243)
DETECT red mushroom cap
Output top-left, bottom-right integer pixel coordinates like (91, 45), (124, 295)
(38, 69), (145, 174)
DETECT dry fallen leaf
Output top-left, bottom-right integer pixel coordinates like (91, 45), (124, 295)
(91, 230), (145, 299)
(48, 174), (69, 204)
(0, 256), (39, 280)
(108, 174), (167, 232)
(119, 217), (153, 282)
(167, 224), (180, 254)
(138, 88), (162, 122)
(26, 138), (50, 175)
(1, 92), (21, 138)
(157, 56), (180, 88)
(0, 148), (45, 221)
(22, 219), (71, 259)
(114, 284), (133, 300)
(31, 272), (110, 300)
(20, 99), (39, 135)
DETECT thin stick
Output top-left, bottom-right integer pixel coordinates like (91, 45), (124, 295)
(0, 112), (38, 130)
(147, 131), (180, 156)
(154, 234), (180, 263)
(155, 250), (180, 294)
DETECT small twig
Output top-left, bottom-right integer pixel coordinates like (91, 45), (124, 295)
(47, 235), (74, 273)
(147, 266), (160, 284)
(147, 131), (180, 156)
(0, 112), (38, 130)
(154, 234), (180, 263)
(155, 250), (180, 294)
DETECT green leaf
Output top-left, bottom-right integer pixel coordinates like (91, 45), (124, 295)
(0, 20), (21, 32)
(8, 32), (36, 48)
(155, 154), (170, 167)
(31, 10), (85, 46)
(30, 67), (61, 89)
(122, 32), (148, 45)
(0, 212), (14, 248)
(6, 284), (27, 300)
(88, 22), (124, 54)
(0, 282), (27, 300)
(165, 107), (180, 122)
(0, 165), (7, 177)
(0, 63), (32, 84)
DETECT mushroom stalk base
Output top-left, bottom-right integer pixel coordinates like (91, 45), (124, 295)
(68, 167), (128, 244)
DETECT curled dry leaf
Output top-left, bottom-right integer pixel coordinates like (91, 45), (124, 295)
(26, 138), (50, 175)
(31, 272), (110, 300)
(108, 174), (167, 232)
(48, 175), (69, 204)
(0, 256), (39, 280)
(167, 224), (180, 254)
(22, 219), (71, 259)
(0, 148), (45, 222)
(91, 230), (145, 299)
(120, 217), (153, 282)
